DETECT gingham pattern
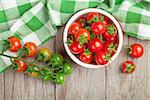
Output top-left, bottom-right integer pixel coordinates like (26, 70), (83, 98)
(0, 0), (150, 72)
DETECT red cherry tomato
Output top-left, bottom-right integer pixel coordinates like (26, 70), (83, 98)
(79, 49), (93, 63)
(122, 61), (135, 74)
(24, 42), (38, 57)
(87, 12), (100, 24)
(95, 51), (110, 65)
(88, 38), (103, 53)
(75, 28), (90, 44)
(103, 41), (117, 56)
(91, 22), (106, 35)
(8, 36), (22, 52)
(127, 44), (144, 58)
(69, 41), (84, 54)
(103, 16), (112, 25)
(13, 59), (27, 72)
(76, 17), (86, 27)
(68, 22), (81, 36)
(103, 25), (117, 40)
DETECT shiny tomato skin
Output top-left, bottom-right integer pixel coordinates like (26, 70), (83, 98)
(122, 61), (135, 74)
(69, 22), (81, 36)
(129, 44), (144, 58)
(8, 36), (22, 52)
(75, 28), (90, 42)
(87, 12), (100, 24)
(103, 25), (117, 39)
(95, 52), (108, 65)
(76, 17), (86, 27)
(69, 41), (84, 54)
(92, 22), (106, 35)
(13, 60), (27, 72)
(24, 42), (38, 57)
(103, 16), (111, 25)
(79, 52), (93, 63)
(88, 38), (103, 53)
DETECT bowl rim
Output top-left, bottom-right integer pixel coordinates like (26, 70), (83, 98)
(63, 8), (123, 68)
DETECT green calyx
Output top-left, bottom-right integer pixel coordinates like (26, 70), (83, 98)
(0, 40), (10, 54)
(104, 53), (111, 61)
(80, 19), (87, 27)
(85, 26), (92, 32)
(89, 15), (104, 24)
(17, 46), (29, 58)
(66, 36), (74, 46)
(39, 67), (53, 81)
(11, 61), (18, 70)
(127, 47), (132, 55)
(125, 63), (135, 73)
(100, 16), (104, 22)
(99, 35), (105, 43)
(78, 35), (88, 45)
(106, 25), (116, 35)
(37, 52), (47, 62)
(84, 49), (92, 56)
(90, 32), (95, 40)
(25, 64), (39, 73)
(108, 43), (117, 53)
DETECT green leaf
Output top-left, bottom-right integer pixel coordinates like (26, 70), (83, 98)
(78, 35), (88, 45)
(84, 49), (92, 56)
(106, 25), (116, 35)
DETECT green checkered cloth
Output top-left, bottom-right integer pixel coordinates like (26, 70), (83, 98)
(0, 0), (150, 72)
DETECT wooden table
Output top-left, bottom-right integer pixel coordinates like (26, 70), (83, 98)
(0, 27), (150, 100)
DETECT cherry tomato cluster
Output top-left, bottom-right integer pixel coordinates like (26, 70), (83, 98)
(121, 43), (144, 74)
(67, 12), (119, 65)
(0, 36), (73, 85)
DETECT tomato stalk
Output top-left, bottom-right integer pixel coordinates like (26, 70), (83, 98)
(125, 63), (135, 73)
(0, 40), (10, 54)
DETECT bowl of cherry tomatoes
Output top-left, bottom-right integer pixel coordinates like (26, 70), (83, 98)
(63, 8), (123, 68)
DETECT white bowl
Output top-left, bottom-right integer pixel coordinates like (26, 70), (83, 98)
(63, 8), (123, 68)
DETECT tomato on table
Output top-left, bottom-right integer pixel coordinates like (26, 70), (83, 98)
(37, 47), (51, 62)
(62, 63), (73, 75)
(51, 53), (63, 67)
(127, 43), (144, 58)
(39, 67), (53, 81)
(122, 61), (135, 74)
(12, 59), (27, 72)
(54, 73), (66, 85)
(8, 36), (22, 52)
(24, 42), (38, 57)
(26, 64), (39, 77)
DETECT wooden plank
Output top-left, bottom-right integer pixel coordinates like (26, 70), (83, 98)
(0, 73), (4, 100)
(105, 35), (150, 100)
(4, 39), (55, 100)
(55, 27), (105, 100)
(124, 37), (150, 100)
(105, 35), (129, 100)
